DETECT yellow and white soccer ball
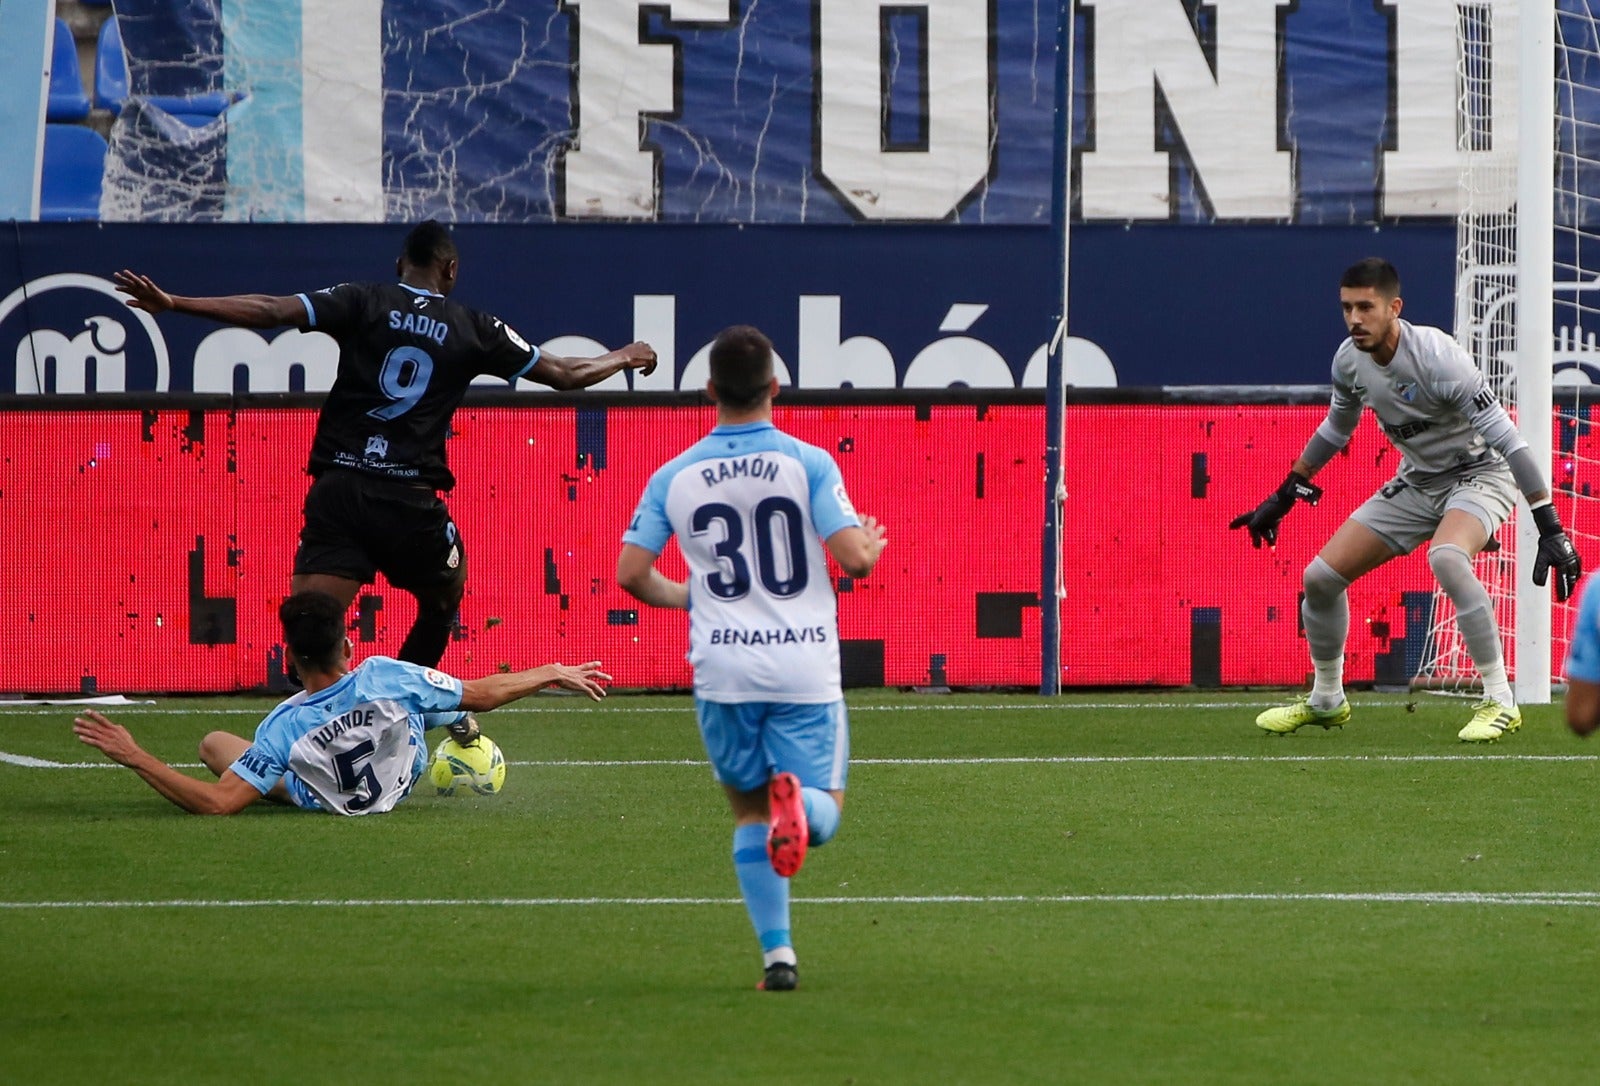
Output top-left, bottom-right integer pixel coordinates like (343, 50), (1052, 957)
(429, 735), (507, 796)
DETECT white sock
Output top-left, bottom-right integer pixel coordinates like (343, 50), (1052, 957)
(1479, 662), (1514, 707)
(763, 946), (796, 968)
(1309, 656), (1345, 709)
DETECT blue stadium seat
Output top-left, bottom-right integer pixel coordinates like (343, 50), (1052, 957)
(48, 18), (91, 122)
(40, 124), (107, 221)
(94, 17), (128, 114)
(143, 91), (241, 119)
(94, 13), (238, 126)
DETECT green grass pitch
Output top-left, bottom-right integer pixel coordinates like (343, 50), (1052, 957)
(3, 691), (1599, 1084)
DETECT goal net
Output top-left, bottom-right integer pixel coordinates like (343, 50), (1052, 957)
(1416, 1), (1600, 696)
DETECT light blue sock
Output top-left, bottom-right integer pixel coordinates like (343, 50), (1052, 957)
(421, 710), (468, 732)
(802, 787), (841, 846)
(732, 823), (789, 952)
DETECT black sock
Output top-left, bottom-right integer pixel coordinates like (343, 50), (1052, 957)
(397, 605), (459, 667)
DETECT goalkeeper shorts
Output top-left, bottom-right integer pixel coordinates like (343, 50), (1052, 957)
(1351, 467), (1517, 555)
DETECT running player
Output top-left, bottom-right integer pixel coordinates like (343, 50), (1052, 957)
(1231, 258), (1582, 742)
(616, 324), (887, 991)
(113, 220), (656, 674)
(72, 590), (610, 815)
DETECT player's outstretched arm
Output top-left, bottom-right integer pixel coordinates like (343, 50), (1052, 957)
(72, 710), (260, 815)
(459, 661), (612, 711)
(528, 341), (658, 390)
(616, 543), (689, 609)
(113, 270), (304, 329)
(825, 515), (887, 579)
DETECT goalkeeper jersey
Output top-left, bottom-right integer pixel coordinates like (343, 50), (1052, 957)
(1315, 319), (1528, 488)
(623, 421), (861, 703)
(230, 656), (464, 816)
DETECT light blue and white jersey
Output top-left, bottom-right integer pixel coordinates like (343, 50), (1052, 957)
(1567, 576), (1600, 684)
(231, 656), (464, 816)
(624, 421), (861, 703)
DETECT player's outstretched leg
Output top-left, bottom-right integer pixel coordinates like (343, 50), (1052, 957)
(398, 589), (462, 667)
(767, 772), (808, 877)
(1256, 694), (1352, 735)
(1458, 699), (1522, 743)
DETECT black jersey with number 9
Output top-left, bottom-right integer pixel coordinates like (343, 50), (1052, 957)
(296, 281), (538, 490)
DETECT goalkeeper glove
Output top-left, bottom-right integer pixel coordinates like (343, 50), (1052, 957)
(447, 713), (482, 746)
(1531, 501), (1583, 602)
(1229, 472), (1323, 549)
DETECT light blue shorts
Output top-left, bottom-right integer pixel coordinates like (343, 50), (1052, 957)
(694, 699), (850, 794)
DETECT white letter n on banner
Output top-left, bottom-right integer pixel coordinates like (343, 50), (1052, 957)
(1080, 0), (1292, 221)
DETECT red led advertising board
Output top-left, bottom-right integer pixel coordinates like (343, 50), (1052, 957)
(0, 402), (1501, 693)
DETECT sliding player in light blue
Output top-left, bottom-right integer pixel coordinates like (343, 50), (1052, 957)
(73, 590), (609, 815)
(617, 324), (887, 992)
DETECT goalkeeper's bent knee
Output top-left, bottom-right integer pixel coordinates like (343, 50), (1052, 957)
(1302, 555), (1350, 605)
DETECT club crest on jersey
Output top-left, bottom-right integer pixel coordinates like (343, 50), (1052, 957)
(497, 318), (532, 353)
(1395, 381), (1417, 402)
(833, 483), (857, 518)
(365, 435), (389, 459)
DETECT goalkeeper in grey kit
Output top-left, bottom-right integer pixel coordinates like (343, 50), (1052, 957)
(1230, 258), (1582, 742)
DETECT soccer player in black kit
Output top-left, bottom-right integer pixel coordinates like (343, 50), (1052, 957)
(113, 221), (657, 673)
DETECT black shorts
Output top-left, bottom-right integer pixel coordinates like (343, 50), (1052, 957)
(294, 469), (466, 591)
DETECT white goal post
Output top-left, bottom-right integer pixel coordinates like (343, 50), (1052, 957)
(1417, 0), (1600, 702)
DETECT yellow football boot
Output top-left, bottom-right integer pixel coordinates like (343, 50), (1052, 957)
(1256, 695), (1351, 735)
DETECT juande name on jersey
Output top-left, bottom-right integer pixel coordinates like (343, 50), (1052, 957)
(309, 707), (379, 751)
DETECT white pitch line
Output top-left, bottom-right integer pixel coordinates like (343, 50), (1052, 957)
(508, 754), (1600, 766)
(850, 753), (1600, 765)
(7, 751), (1600, 770)
(0, 700), (1407, 717)
(3, 891), (1599, 911)
(0, 751), (79, 768)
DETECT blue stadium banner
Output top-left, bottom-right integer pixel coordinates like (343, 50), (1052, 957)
(0, 221), (1456, 393)
(91, 0), (1505, 225)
